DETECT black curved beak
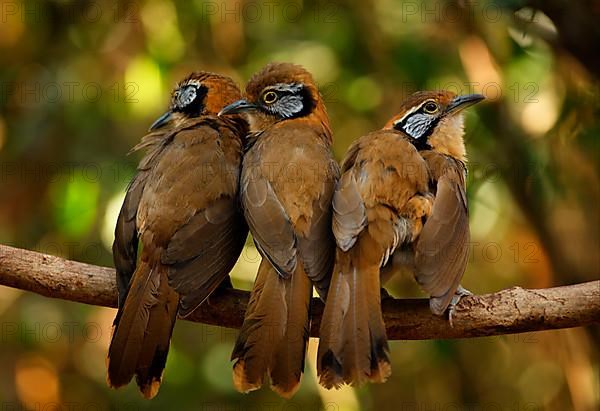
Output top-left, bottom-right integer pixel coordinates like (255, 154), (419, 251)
(218, 99), (259, 116)
(149, 111), (173, 131)
(446, 94), (485, 115)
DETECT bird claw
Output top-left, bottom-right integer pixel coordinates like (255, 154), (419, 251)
(448, 286), (472, 327)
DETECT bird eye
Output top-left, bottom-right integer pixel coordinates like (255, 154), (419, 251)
(423, 101), (439, 114)
(262, 91), (278, 104)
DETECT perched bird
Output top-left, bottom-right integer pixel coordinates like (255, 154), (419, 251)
(317, 91), (484, 389)
(108, 72), (248, 398)
(219, 62), (339, 398)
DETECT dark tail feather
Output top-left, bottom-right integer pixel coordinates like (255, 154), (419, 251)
(317, 244), (390, 389)
(317, 249), (348, 389)
(231, 260), (312, 398)
(134, 271), (178, 398)
(231, 261), (284, 393)
(107, 260), (178, 399)
(269, 263), (311, 398)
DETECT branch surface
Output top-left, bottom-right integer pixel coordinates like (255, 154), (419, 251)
(0, 244), (598, 339)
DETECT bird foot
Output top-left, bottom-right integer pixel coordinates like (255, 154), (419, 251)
(448, 286), (472, 327)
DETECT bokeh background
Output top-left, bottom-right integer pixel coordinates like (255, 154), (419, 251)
(0, 0), (598, 410)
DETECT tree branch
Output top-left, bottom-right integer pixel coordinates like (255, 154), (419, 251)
(0, 244), (598, 339)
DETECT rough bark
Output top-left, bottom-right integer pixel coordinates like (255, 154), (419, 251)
(0, 244), (598, 339)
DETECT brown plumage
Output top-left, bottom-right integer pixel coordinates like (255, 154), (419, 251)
(220, 62), (339, 397)
(108, 72), (248, 398)
(317, 90), (484, 388)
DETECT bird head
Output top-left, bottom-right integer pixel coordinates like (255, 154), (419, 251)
(149, 72), (242, 131)
(219, 62), (331, 141)
(384, 91), (484, 161)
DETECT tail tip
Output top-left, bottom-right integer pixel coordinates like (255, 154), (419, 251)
(318, 350), (344, 389)
(232, 360), (262, 394)
(369, 338), (392, 383)
(106, 356), (126, 390)
(140, 380), (161, 399)
(369, 359), (392, 384)
(271, 381), (301, 399)
(318, 372), (344, 390)
(106, 374), (115, 389)
(317, 350), (391, 388)
(106, 373), (126, 391)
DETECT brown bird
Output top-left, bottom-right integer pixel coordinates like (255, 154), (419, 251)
(108, 72), (248, 398)
(219, 62), (339, 398)
(317, 90), (484, 388)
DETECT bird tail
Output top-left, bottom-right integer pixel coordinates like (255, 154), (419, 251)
(231, 259), (312, 398)
(107, 256), (179, 399)
(317, 239), (391, 389)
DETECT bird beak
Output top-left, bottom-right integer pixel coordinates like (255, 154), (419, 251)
(149, 111), (173, 131)
(446, 94), (485, 115)
(218, 99), (259, 116)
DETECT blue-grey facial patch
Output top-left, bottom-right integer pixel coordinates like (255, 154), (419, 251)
(263, 83), (309, 119)
(269, 93), (304, 118)
(400, 113), (436, 140)
(173, 85), (197, 110)
(170, 80), (208, 115)
(393, 101), (440, 143)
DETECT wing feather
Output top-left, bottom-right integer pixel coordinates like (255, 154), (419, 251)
(241, 173), (297, 277)
(414, 168), (469, 314)
(163, 197), (247, 317)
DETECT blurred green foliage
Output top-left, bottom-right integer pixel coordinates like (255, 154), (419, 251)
(0, 1), (598, 410)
